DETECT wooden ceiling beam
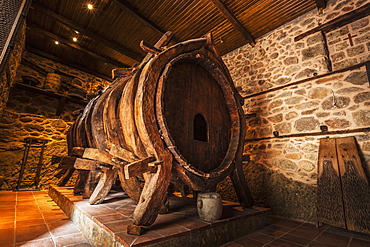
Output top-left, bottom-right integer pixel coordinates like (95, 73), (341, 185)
(32, 3), (143, 62)
(26, 46), (113, 81)
(110, 0), (178, 43)
(210, 0), (255, 45)
(28, 24), (128, 69)
(315, 0), (326, 13)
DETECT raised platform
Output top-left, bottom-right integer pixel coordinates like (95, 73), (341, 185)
(48, 185), (271, 247)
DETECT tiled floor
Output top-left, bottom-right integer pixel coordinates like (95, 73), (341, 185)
(222, 215), (370, 247)
(2, 190), (370, 247)
(0, 190), (91, 247)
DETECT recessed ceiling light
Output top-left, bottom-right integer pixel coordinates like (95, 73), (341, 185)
(55, 41), (59, 45)
(72, 37), (77, 42)
(75, 30), (79, 34)
(87, 3), (93, 10)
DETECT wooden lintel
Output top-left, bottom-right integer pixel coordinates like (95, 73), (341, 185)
(111, 0), (178, 43)
(74, 157), (112, 171)
(28, 24), (128, 68)
(140, 40), (162, 55)
(210, 0), (255, 44)
(26, 46), (113, 81)
(295, 2), (370, 41)
(32, 3), (142, 62)
(123, 156), (157, 179)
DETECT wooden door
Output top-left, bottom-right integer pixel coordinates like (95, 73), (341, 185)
(163, 62), (230, 173)
(317, 137), (370, 234)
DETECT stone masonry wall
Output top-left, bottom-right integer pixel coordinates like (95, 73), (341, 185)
(0, 51), (111, 191)
(220, 0), (370, 222)
(0, 22), (26, 117)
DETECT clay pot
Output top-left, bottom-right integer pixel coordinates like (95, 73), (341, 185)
(197, 192), (222, 221)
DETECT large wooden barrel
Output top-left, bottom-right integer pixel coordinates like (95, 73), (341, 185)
(68, 33), (252, 231)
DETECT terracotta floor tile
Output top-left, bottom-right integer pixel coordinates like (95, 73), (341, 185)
(173, 217), (211, 231)
(289, 225), (325, 240)
(114, 231), (139, 246)
(93, 213), (129, 224)
(48, 221), (81, 237)
(270, 216), (305, 229)
(279, 233), (312, 246)
(16, 213), (43, 221)
(103, 219), (133, 234)
(15, 230), (51, 243)
(147, 223), (189, 239)
(15, 237), (55, 247)
(257, 224), (292, 238)
(16, 218), (45, 227)
(221, 242), (244, 247)
(0, 215), (16, 223)
(16, 224), (48, 235)
(115, 207), (135, 217)
(307, 240), (338, 247)
(234, 236), (266, 247)
(79, 205), (117, 216)
(268, 238), (305, 247)
(314, 231), (351, 247)
(0, 221), (15, 229)
(53, 233), (91, 247)
(244, 232), (276, 244)
(349, 237), (370, 247)
(0, 232), (15, 247)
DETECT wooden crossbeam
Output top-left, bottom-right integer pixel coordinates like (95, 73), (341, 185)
(28, 25), (128, 68)
(74, 158), (112, 171)
(71, 147), (126, 167)
(26, 46), (113, 81)
(111, 0), (179, 43)
(123, 156), (158, 179)
(210, 0), (255, 45)
(32, 3), (142, 62)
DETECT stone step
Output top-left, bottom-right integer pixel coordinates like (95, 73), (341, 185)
(48, 185), (271, 247)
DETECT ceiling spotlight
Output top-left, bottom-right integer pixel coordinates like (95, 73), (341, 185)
(87, 3), (93, 10)
(55, 41), (59, 45)
(75, 30), (79, 34)
(72, 37), (77, 42)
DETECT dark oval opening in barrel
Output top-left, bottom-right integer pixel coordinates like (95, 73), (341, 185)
(163, 62), (231, 173)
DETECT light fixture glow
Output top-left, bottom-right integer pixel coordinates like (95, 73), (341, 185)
(75, 30), (79, 34)
(72, 37), (77, 42)
(55, 41), (59, 45)
(87, 3), (93, 10)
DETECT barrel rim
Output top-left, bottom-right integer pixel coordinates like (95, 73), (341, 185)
(156, 50), (241, 179)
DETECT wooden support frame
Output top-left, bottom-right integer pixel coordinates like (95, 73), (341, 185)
(111, 0), (179, 43)
(210, 0), (255, 45)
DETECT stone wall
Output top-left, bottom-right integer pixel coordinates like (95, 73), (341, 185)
(0, 50), (111, 191)
(220, 0), (370, 222)
(0, 22), (26, 117)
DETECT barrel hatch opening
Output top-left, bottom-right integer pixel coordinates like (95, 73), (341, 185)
(194, 113), (208, 142)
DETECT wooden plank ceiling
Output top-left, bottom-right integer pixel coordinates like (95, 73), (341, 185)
(25, 0), (321, 81)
